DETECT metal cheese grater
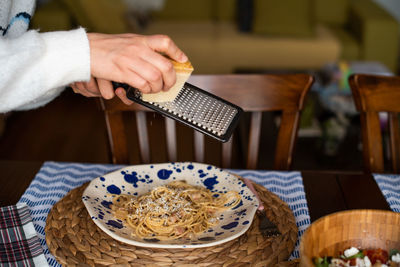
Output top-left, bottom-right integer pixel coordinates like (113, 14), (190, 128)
(112, 82), (243, 142)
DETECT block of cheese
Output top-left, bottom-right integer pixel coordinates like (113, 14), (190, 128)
(142, 60), (194, 102)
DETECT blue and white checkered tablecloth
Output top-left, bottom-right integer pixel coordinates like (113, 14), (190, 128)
(18, 162), (311, 266)
(373, 173), (400, 212)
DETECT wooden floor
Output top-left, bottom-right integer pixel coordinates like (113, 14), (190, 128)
(0, 89), (364, 171)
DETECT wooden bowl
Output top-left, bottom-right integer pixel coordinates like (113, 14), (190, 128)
(299, 209), (400, 267)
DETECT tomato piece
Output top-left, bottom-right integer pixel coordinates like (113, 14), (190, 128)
(348, 258), (357, 266)
(364, 248), (389, 264)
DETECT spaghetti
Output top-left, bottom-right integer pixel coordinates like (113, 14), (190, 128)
(111, 180), (241, 240)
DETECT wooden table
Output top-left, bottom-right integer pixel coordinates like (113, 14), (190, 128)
(0, 160), (391, 222)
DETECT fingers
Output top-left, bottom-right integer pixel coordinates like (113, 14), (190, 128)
(70, 83), (79, 94)
(126, 57), (165, 94)
(95, 78), (133, 105)
(71, 77), (133, 106)
(140, 50), (176, 91)
(71, 79), (100, 97)
(72, 77), (115, 100)
(115, 87), (134, 105)
(85, 76), (102, 96)
(146, 35), (188, 63)
(97, 78), (115, 99)
(118, 70), (152, 94)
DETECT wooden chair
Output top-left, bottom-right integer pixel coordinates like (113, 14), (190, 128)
(100, 74), (314, 170)
(349, 74), (400, 173)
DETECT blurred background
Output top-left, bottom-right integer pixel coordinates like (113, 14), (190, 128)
(1, 0), (399, 171)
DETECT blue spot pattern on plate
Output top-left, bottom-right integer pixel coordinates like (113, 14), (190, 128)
(198, 169), (208, 178)
(232, 200), (244, 210)
(107, 185), (121, 195)
(235, 209), (247, 217)
(122, 171), (146, 187)
(101, 200), (112, 209)
(198, 236), (215, 241)
(203, 176), (219, 191)
(106, 220), (123, 229)
(221, 221), (239, 230)
(98, 211), (105, 219)
(157, 169), (173, 180)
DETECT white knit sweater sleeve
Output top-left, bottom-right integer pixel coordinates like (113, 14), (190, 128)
(0, 28), (91, 113)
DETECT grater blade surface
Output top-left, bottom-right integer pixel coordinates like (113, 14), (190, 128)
(114, 82), (243, 142)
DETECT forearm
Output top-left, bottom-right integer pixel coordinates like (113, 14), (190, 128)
(0, 28), (90, 113)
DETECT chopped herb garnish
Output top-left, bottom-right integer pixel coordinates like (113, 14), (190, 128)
(313, 256), (330, 267)
(345, 251), (364, 259)
(390, 249), (400, 258)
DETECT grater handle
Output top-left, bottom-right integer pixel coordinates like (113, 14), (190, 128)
(112, 81), (131, 91)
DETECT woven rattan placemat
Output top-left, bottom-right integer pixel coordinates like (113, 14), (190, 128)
(45, 181), (298, 267)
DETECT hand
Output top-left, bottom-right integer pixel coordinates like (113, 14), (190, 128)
(87, 33), (188, 95)
(70, 76), (133, 105)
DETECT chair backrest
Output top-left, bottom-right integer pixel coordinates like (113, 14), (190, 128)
(349, 73), (400, 173)
(100, 74), (313, 170)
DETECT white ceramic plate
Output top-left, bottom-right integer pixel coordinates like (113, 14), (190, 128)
(82, 162), (259, 248)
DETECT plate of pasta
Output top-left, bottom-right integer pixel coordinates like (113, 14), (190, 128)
(82, 162), (259, 248)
